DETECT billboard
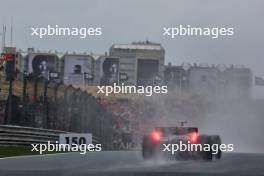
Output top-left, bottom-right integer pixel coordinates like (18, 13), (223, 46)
(27, 54), (59, 79)
(100, 57), (119, 85)
(63, 54), (94, 85)
(137, 59), (158, 86)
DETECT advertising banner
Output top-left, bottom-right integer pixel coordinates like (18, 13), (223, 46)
(63, 55), (93, 85)
(28, 54), (58, 79)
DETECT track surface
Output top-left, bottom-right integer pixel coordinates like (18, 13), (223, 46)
(0, 152), (263, 176)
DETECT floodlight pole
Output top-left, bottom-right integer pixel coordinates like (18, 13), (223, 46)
(44, 78), (50, 128)
(5, 78), (13, 124)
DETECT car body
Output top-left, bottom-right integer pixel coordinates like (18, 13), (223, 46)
(142, 126), (222, 160)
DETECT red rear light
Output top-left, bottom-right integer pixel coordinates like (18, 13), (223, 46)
(188, 132), (199, 143)
(150, 130), (162, 143)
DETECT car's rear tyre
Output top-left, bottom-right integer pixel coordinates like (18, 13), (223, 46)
(200, 136), (213, 161)
(211, 135), (222, 160)
(215, 149), (222, 159)
(142, 146), (153, 159)
(204, 149), (213, 160)
(142, 136), (154, 159)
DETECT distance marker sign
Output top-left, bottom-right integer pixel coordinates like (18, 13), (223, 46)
(59, 133), (92, 145)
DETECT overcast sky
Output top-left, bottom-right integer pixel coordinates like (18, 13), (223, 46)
(1, 0), (264, 77)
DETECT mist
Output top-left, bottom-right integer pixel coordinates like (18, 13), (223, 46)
(142, 87), (264, 153)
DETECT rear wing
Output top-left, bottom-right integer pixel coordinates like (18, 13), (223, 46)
(154, 127), (198, 135)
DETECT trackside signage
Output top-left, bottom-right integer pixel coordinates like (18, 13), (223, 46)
(59, 133), (92, 145)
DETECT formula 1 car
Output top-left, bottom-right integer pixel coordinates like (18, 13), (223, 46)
(142, 125), (222, 161)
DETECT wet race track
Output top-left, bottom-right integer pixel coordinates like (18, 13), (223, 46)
(0, 151), (263, 176)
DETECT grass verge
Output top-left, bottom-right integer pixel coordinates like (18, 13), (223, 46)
(0, 146), (62, 158)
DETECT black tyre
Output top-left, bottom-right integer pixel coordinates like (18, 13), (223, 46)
(204, 149), (213, 160)
(200, 136), (213, 161)
(142, 146), (153, 159)
(142, 136), (154, 159)
(211, 135), (222, 160)
(215, 149), (222, 159)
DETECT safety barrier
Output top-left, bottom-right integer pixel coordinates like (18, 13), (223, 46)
(0, 125), (100, 147)
(0, 76), (115, 149)
(0, 125), (64, 146)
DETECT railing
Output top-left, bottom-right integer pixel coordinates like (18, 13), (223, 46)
(0, 125), (64, 146)
(0, 125), (100, 147)
(0, 76), (114, 149)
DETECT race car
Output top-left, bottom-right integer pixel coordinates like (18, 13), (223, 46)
(142, 125), (222, 160)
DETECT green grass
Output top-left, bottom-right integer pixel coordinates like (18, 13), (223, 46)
(0, 146), (62, 158)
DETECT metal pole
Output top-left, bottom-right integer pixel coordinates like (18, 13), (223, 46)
(43, 79), (48, 105)
(179, 70), (182, 96)
(5, 79), (13, 124)
(179, 70), (182, 89)
(44, 79), (50, 128)
(21, 74), (28, 126)
(23, 75), (27, 100)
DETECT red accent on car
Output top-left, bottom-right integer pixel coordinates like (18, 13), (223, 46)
(150, 130), (162, 143)
(188, 132), (199, 143)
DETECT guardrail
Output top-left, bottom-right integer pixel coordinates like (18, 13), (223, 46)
(0, 125), (100, 147)
(0, 125), (65, 146)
